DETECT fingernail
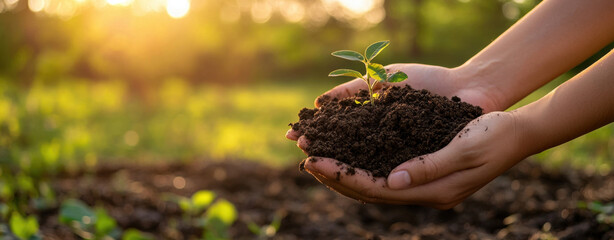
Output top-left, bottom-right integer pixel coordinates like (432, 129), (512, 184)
(388, 170), (411, 189)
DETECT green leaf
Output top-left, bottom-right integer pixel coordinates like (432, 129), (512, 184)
(331, 50), (365, 62)
(246, 222), (262, 236)
(95, 208), (117, 237)
(178, 197), (192, 213)
(192, 190), (216, 211)
(367, 63), (386, 81)
(206, 199), (237, 226)
(122, 229), (154, 240)
(365, 40), (390, 61)
(354, 99), (361, 105)
(362, 100), (371, 105)
(59, 199), (96, 228)
(328, 69), (363, 78)
(386, 71), (408, 83)
(372, 93), (380, 99)
(10, 212), (39, 240)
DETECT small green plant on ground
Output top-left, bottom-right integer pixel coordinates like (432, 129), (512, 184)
(165, 190), (238, 240)
(9, 212), (41, 240)
(329, 40), (408, 105)
(58, 199), (121, 239)
(121, 229), (154, 240)
(578, 201), (614, 225)
(247, 211), (283, 240)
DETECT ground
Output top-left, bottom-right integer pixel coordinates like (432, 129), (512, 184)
(37, 159), (614, 239)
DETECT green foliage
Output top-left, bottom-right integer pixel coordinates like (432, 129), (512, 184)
(9, 212), (40, 240)
(366, 63), (386, 81)
(59, 199), (95, 228)
(387, 71), (409, 83)
(59, 199), (120, 239)
(165, 190), (237, 240)
(205, 199), (237, 226)
(365, 41), (390, 61)
(328, 69), (363, 79)
(121, 229), (154, 240)
(331, 50), (365, 62)
(578, 201), (614, 225)
(247, 212), (283, 239)
(203, 199), (238, 240)
(330, 40), (408, 105)
(175, 190), (217, 215)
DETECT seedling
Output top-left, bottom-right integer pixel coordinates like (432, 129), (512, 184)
(9, 212), (41, 240)
(329, 40), (408, 105)
(247, 210), (284, 240)
(164, 190), (237, 240)
(58, 199), (121, 239)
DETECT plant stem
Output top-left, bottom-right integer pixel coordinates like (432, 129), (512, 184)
(364, 61), (375, 106)
(368, 82), (375, 105)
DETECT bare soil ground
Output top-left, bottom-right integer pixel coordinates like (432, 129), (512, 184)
(37, 159), (614, 239)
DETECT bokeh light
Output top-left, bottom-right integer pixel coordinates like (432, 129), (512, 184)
(107, 0), (132, 6)
(28, 0), (45, 12)
(166, 0), (189, 19)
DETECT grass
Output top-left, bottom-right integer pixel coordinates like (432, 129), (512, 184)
(1, 74), (611, 177)
(0, 78), (337, 176)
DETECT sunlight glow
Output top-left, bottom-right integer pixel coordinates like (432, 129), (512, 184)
(28, 0), (45, 12)
(4, 0), (19, 10)
(279, 0), (304, 23)
(251, 1), (272, 23)
(106, 0), (131, 6)
(5, 0), (384, 28)
(5, 0), (18, 6)
(220, 3), (240, 23)
(166, 0), (189, 19)
(336, 0), (375, 15)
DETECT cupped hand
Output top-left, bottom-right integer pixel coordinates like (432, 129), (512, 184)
(286, 63), (514, 208)
(301, 111), (525, 209)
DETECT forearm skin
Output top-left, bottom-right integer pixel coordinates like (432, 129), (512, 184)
(514, 49), (614, 158)
(454, 0), (614, 111)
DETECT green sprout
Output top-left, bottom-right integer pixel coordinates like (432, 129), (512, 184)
(58, 199), (121, 239)
(329, 40), (408, 105)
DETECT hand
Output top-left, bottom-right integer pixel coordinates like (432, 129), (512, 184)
(286, 64), (513, 208)
(299, 111), (524, 209)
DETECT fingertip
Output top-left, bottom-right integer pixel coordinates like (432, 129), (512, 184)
(297, 136), (310, 153)
(303, 156), (322, 172)
(303, 157), (339, 179)
(314, 95), (324, 108)
(285, 129), (300, 140)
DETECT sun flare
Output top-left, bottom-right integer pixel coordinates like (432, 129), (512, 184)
(166, 0), (190, 19)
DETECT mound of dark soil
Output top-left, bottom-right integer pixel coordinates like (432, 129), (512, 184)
(290, 85), (483, 177)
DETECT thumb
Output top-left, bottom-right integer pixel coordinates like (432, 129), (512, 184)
(386, 147), (465, 190)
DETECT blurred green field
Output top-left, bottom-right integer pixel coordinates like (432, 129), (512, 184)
(0, 78), (339, 176)
(2, 75), (612, 177)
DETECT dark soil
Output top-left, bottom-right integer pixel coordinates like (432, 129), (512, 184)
(38, 160), (614, 239)
(290, 85), (483, 177)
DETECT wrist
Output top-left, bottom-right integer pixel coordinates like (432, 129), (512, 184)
(507, 107), (543, 159)
(450, 61), (507, 112)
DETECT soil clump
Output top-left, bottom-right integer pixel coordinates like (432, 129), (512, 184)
(291, 85), (483, 177)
